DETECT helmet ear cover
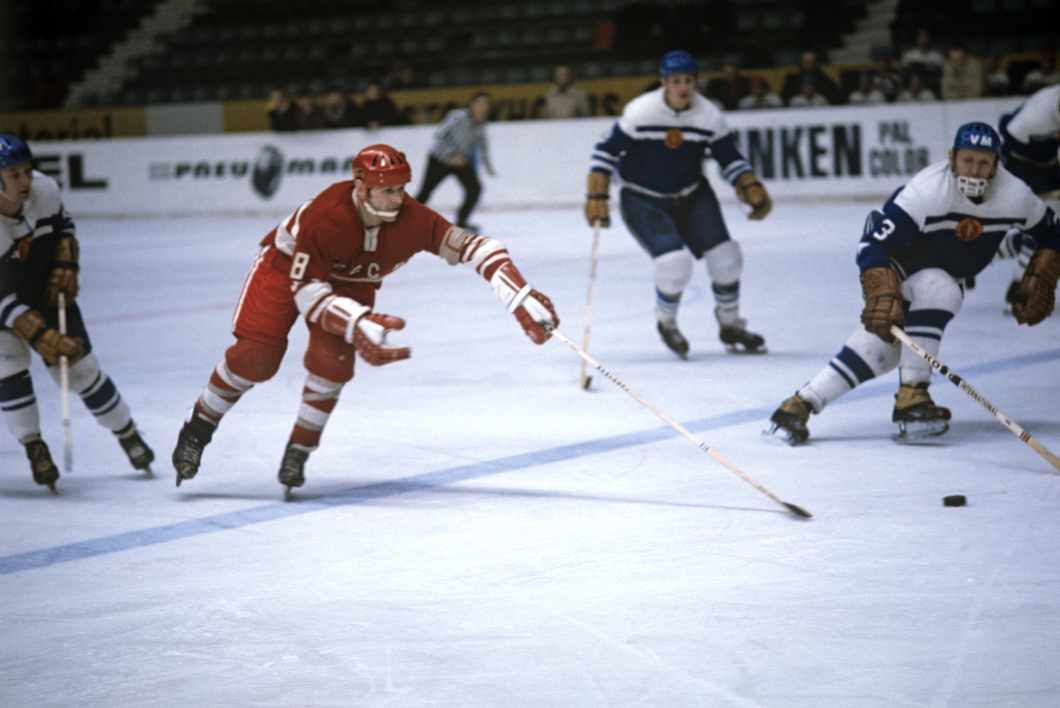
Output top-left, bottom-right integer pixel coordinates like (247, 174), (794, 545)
(352, 144), (411, 187)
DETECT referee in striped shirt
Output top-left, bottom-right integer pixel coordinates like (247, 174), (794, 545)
(415, 92), (495, 231)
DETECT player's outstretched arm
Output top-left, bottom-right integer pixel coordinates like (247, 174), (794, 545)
(1013, 248), (1060, 325)
(734, 172), (772, 220)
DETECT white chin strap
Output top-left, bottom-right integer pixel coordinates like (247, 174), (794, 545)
(955, 174), (989, 199)
(362, 201), (400, 220)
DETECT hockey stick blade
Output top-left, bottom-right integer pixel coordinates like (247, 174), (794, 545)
(891, 325), (1060, 472)
(546, 325), (812, 518)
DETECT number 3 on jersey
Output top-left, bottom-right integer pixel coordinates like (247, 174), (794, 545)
(290, 252), (310, 281)
(872, 218), (896, 241)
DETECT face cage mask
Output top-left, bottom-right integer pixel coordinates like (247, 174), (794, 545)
(955, 174), (990, 199)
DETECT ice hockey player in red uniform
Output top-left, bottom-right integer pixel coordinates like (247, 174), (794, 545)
(172, 144), (559, 490)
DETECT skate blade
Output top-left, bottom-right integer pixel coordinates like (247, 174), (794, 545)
(763, 423), (808, 446)
(727, 344), (768, 355)
(892, 420), (950, 442)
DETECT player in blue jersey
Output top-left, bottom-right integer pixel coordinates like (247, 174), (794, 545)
(769, 122), (1060, 444)
(998, 84), (1060, 305)
(585, 50), (773, 357)
(0, 135), (154, 489)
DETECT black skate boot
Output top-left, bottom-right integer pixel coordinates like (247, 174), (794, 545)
(718, 318), (766, 354)
(116, 422), (155, 473)
(657, 321), (689, 359)
(23, 435), (59, 492)
(892, 383), (951, 440)
(172, 413), (215, 486)
(768, 394), (812, 445)
(278, 441), (310, 492)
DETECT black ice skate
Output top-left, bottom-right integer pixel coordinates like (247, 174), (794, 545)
(278, 441), (310, 493)
(24, 435), (59, 492)
(117, 423), (155, 473)
(892, 384), (951, 441)
(718, 320), (766, 354)
(657, 321), (689, 359)
(172, 413), (215, 486)
(768, 394), (812, 445)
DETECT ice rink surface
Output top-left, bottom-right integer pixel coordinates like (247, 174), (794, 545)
(2, 200), (1059, 707)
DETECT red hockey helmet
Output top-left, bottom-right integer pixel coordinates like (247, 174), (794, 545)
(352, 144), (411, 187)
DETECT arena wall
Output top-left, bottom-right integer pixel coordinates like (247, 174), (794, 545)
(26, 98), (1022, 217)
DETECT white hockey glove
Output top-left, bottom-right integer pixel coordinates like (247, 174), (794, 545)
(490, 262), (559, 344)
(354, 313), (411, 366)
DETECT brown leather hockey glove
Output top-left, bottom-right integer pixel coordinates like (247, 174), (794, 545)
(860, 267), (904, 343)
(44, 236), (80, 306)
(584, 172), (610, 227)
(12, 310), (84, 365)
(1012, 248), (1060, 325)
(734, 172), (772, 220)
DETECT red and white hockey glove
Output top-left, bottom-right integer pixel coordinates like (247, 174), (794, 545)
(490, 262), (559, 344)
(353, 313), (411, 366)
(315, 295), (410, 365)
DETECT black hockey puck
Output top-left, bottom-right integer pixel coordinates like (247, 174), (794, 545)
(943, 495), (967, 507)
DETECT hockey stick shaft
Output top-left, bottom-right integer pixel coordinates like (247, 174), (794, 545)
(547, 326), (811, 517)
(57, 292), (73, 473)
(891, 325), (1060, 471)
(579, 222), (601, 389)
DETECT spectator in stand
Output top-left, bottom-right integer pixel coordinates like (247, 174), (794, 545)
(940, 43), (984, 100)
(983, 53), (1010, 97)
(788, 75), (830, 107)
(895, 71), (938, 102)
(708, 64), (749, 111)
(870, 56), (902, 102)
(696, 79), (725, 111)
(900, 28), (945, 88)
(415, 92), (495, 231)
(383, 56), (417, 91)
(1021, 50), (1060, 94)
(848, 70), (886, 104)
(359, 80), (408, 130)
(321, 88), (359, 129)
(267, 88), (297, 132)
(737, 75), (782, 109)
(542, 65), (592, 119)
(293, 92), (325, 130)
(781, 51), (841, 105)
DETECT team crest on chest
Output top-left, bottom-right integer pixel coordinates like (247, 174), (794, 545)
(664, 128), (684, 149)
(954, 217), (983, 241)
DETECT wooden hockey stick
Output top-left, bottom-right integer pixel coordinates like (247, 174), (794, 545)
(579, 222), (601, 390)
(547, 326), (812, 517)
(57, 292), (73, 474)
(892, 325), (1060, 471)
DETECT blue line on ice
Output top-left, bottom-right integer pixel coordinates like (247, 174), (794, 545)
(3, 347), (1058, 575)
